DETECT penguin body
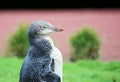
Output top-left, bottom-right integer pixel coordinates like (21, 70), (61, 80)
(19, 20), (63, 82)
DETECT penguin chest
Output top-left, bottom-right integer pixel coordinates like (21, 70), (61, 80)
(50, 47), (63, 78)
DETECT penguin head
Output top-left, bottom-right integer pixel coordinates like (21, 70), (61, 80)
(28, 20), (63, 39)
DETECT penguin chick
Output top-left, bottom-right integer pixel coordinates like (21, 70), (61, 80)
(19, 20), (63, 82)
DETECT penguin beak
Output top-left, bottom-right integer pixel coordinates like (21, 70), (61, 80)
(53, 27), (64, 32)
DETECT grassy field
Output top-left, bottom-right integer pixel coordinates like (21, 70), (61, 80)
(0, 57), (120, 82)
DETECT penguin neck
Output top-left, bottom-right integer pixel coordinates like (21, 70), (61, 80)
(40, 35), (55, 47)
(29, 34), (55, 47)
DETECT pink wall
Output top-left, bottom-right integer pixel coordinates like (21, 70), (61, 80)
(0, 9), (120, 61)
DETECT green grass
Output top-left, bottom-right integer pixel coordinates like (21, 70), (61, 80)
(0, 57), (23, 82)
(0, 57), (120, 82)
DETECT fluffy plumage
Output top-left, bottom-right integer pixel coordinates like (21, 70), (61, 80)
(19, 20), (63, 82)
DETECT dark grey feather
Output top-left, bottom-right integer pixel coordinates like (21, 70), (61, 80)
(19, 20), (60, 82)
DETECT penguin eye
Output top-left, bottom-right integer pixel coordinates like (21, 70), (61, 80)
(43, 26), (47, 29)
(39, 26), (44, 30)
(39, 26), (47, 30)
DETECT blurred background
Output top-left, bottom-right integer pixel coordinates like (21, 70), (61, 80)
(0, 9), (120, 82)
(0, 9), (120, 61)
